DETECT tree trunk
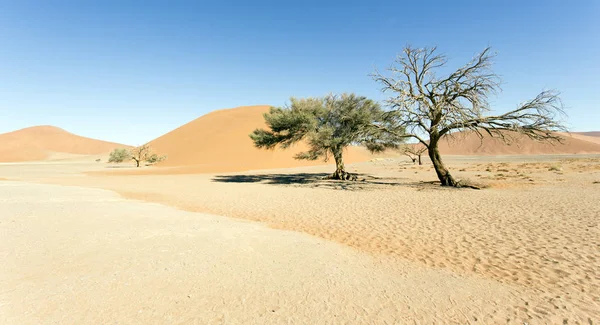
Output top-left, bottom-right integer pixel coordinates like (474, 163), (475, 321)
(428, 142), (456, 186)
(134, 158), (140, 167)
(331, 149), (347, 180)
(417, 154), (422, 165)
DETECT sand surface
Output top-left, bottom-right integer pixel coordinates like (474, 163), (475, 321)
(1, 181), (525, 324)
(1, 155), (599, 323)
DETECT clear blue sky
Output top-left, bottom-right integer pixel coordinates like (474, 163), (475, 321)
(1, 0), (598, 145)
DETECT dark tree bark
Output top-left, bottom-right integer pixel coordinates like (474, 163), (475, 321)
(417, 154), (422, 165)
(133, 158), (140, 167)
(331, 149), (347, 180)
(428, 139), (456, 186)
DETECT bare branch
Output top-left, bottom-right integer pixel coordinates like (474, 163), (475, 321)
(372, 45), (567, 186)
(440, 90), (567, 142)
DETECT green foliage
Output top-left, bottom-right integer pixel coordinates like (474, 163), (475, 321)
(146, 153), (167, 164)
(250, 93), (404, 164)
(108, 148), (130, 163)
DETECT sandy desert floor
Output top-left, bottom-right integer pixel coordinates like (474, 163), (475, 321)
(1, 154), (599, 324)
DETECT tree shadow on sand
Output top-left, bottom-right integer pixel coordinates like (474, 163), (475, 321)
(212, 173), (443, 191)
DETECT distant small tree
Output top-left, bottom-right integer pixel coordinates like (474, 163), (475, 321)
(250, 93), (404, 180)
(108, 148), (130, 163)
(372, 46), (566, 186)
(130, 144), (152, 167)
(401, 144), (426, 165)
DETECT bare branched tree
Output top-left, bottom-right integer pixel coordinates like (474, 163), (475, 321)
(372, 46), (567, 186)
(130, 144), (152, 167)
(401, 144), (427, 165)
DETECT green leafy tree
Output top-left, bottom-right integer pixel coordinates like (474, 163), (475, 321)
(108, 148), (130, 163)
(250, 93), (404, 180)
(372, 46), (566, 186)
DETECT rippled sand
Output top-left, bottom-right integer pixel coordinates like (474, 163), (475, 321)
(1, 155), (598, 323)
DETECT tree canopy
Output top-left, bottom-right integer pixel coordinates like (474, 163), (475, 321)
(108, 148), (130, 163)
(107, 145), (166, 167)
(250, 93), (403, 179)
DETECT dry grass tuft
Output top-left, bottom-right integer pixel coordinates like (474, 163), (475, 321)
(548, 165), (562, 172)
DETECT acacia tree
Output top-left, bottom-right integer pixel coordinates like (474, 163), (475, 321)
(108, 148), (130, 163)
(250, 93), (403, 180)
(372, 46), (566, 186)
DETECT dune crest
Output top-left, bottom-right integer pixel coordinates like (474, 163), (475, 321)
(0, 125), (128, 162)
(148, 105), (372, 172)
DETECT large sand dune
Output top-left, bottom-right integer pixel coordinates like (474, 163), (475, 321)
(565, 132), (600, 144)
(148, 106), (600, 174)
(0, 126), (127, 162)
(148, 105), (372, 172)
(438, 130), (600, 155)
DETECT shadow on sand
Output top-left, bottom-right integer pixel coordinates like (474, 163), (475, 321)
(212, 173), (442, 191)
(212, 173), (330, 185)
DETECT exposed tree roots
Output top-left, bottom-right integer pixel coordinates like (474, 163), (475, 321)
(328, 170), (359, 181)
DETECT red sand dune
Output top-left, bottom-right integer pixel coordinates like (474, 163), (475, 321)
(0, 125), (127, 162)
(147, 106), (600, 173)
(558, 132), (600, 145)
(148, 105), (372, 173)
(437, 131), (600, 155)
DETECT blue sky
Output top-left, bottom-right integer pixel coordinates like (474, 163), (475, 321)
(1, 0), (598, 145)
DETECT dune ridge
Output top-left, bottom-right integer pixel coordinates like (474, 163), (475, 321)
(0, 125), (128, 162)
(148, 105), (373, 172)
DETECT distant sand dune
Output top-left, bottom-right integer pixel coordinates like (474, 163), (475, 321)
(438, 130), (600, 155)
(573, 131), (600, 138)
(2, 110), (599, 168)
(561, 132), (600, 145)
(148, 105), (373, 172)
(0, 126), (128, 162)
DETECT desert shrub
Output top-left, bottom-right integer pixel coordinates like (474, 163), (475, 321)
(108, 148), (130, 163)
(146, 154), (167, 164)
(548, 165), (562, 171)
